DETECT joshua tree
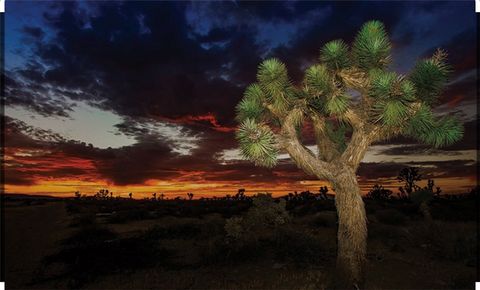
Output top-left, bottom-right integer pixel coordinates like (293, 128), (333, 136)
(152, 192), (157, 200)
(74, 191), (81, 199)
(424, 179), (442, 197)
(397, 167), (422, 196)
(234, 20), (462, 287)
(187, 192), (194, 200)
(128, 192), (133, 199)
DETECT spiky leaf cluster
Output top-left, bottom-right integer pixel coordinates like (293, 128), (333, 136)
(406, 104), (463, 148)
(304, 64), (334, 97)
(257, 58), (295, 115)
(353, 20), (391, 70)
(236, 118), (278, 168)
(236, 84), (265, 122)
(320, 40), (350, 70)
(410, 49), (450, 105)
(325, 94), (349, 116)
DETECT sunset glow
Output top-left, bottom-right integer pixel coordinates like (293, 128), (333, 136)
(3, 1), (477, 198)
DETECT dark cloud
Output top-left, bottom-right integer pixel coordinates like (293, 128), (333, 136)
(4, 1), (477, 192)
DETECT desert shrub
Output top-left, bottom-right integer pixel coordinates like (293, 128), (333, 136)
(410, 222), (476, 264)
(448, 272), (476, 290)
(61, 226), (117, 247)
(410, 189), (433, 205)
(310, 211), (337, 228)
(273, 227), (330, 266)
(69, 214), (95, 228)
(44, 225), (171, 288)
(107, 208), (151, 223)
(365, 184), (393, 200)
(65, 202), (83, 214)
(368, 223), (410, 252)
(200, 236), (266, 265)
(224, 194), (290, 243)
(430, 200), (476, 222)
(375, 209), (406, 225)
(432, 226), (476, 262)
(143, 223), (202, 240)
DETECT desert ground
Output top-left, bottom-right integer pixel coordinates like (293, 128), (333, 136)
(4, 192), (477, 289)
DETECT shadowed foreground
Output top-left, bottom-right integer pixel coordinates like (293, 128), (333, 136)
(4, 195), (477, 289)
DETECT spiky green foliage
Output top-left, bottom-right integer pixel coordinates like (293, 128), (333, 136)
(236, 118), (278, 168)
(304, 64), (334, 97)
(369, 71), (396, 99)
(421, 116), (463, 148)
(257, 58), (294, 114)
(235, 20), (463, 171)
(377, 99), (409, 127)
(410, 49), (450, 105)
(406, 104), (463, 148)
(320, 40), (350, 70)
(235, 84), (265, 122)
(325, 94), (349, 116)
(353, 20), (391, 70)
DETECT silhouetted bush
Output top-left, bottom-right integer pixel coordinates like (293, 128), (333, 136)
(69, 214), (95, 228)
(200, 236), (266, 265)
(107, 208), (151, 223)
(310, 211), (337, 228)
(365, 184), (393, 200)
(225, 194), (290, 243)
(273, 227), (330, 266)
(375, 209), (406, 225)
(143, 223), (202, 240)
(44, 225), (171, 288)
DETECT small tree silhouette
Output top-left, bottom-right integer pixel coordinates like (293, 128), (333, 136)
(74, 191), (81, 200)
(365, 184), (392, 200)
(397, 167), (422, 197)
(128, 192), (133, 199)
(319, 186), (329, 199)
(424, 179), (442, 197)
(187, 192), (194, 200)
(159, 193), (165, 200)
(235, 188), (246, 200)
(95, 189), (110, 200)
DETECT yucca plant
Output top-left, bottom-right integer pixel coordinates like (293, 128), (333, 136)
(235, 20), (463, 287)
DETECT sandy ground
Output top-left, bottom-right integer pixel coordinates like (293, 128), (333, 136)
(4, 202), (71, 289)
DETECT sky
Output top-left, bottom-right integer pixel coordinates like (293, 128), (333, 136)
(3, 1), (478, 198)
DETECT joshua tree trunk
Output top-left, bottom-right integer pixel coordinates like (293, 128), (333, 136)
(331, 167), (367, 289)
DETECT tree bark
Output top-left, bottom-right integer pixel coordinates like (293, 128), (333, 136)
(331, 168), (367, 289)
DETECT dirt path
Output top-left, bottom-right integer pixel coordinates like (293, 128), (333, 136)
(5, 201), (71, 289)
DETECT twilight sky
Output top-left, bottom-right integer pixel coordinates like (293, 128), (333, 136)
(3, 1), (477, 198)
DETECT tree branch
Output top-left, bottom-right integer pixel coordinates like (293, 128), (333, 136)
(310, 113), (341, 162)
(278, 108), (338, 180)
(341, 108), (380, 170)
